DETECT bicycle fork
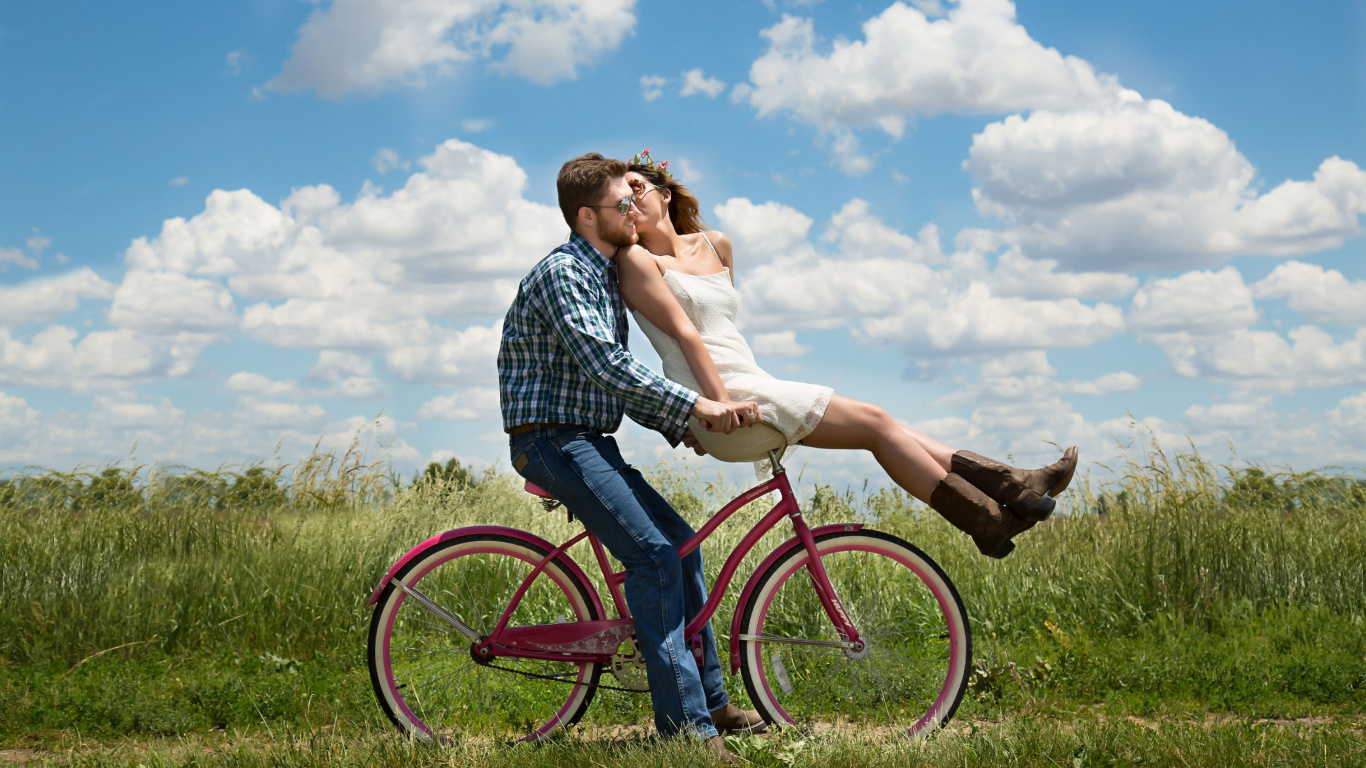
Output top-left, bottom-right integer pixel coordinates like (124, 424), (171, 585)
(787, 509), (865, 652)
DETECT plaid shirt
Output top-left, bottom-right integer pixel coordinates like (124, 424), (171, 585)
(498, 232), (698, 445)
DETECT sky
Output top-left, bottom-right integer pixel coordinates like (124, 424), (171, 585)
(2, 0), (1365, 487)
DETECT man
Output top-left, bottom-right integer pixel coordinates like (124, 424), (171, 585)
(497, 153), (765, 756)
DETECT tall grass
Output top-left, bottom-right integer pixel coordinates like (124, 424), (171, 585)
(1, 435), (1362, 670)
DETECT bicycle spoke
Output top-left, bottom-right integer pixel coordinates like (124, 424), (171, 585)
(370, 536), (602, 742)
(740, 533), (970, 737)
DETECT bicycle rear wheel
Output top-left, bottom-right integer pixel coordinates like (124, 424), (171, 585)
(737, 530), (970, 737)
(367, 532), (602, 742)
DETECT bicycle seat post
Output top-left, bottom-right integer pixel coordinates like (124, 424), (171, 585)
(767, 448), (786, 476)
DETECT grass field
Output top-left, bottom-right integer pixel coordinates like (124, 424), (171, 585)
(2, 437), (1364, 765)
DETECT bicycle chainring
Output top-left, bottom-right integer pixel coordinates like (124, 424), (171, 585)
(609, 637), (650, 692)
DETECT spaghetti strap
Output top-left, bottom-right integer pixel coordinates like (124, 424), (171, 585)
(699, 232), (724, 268)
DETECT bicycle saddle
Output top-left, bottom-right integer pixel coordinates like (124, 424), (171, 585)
(686, 418), (788, 463)
(524, 480), (554, 499)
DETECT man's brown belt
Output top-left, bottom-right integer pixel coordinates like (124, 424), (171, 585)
(507, 422), (587, 438)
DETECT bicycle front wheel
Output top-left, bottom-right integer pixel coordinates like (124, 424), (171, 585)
(737, 530), (971, 737)
(368, 532), (603, 742)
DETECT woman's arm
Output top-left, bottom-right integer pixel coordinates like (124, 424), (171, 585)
(616, 245), (730, 403)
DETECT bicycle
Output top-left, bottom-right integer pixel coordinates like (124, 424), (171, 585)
(366, 435), (972, 742)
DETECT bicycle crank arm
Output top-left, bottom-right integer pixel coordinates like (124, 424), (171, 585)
(736, 633), (861, 650)
(393, 578), (482, 643)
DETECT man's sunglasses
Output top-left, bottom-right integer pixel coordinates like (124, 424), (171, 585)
(582, 194), (637, 216)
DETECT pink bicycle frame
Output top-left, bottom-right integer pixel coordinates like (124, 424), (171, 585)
(468, 468), (865, 665)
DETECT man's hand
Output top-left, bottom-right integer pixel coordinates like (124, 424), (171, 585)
(681, 432), (707, 457)
(692, 397), (762, 434)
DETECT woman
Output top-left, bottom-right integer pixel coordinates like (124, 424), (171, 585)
(615, 151), (1078, 559)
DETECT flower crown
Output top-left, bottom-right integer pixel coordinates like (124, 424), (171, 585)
(628, 146), (673, 181)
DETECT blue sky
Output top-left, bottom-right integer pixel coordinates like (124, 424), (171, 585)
(2, 0), (1364, 485)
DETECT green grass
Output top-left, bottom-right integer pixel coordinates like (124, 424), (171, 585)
(8, 719), (1365, 768)
(2, 436), (1364, 761)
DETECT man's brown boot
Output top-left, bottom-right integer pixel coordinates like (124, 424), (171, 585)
(707, 735), (742, 765)
(929, 473), (1031, 558)
(710, 702), (768, 734)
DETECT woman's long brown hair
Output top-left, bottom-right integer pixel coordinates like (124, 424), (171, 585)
(627, 164), (707, 235)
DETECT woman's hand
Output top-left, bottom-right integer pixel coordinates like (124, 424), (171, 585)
(692, 397), (762, 434)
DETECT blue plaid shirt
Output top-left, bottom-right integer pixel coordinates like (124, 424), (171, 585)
(498, 232), (698, 445)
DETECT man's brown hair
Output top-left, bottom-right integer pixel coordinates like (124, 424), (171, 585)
(557, 153), (628, 230)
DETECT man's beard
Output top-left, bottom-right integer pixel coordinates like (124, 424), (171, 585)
(596, 215), (638, 249)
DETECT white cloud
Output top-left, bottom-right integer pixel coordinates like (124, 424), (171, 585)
(128, 140), (559, 380)
(0, 268), (116, 327)
(821, 199), (943, 264)
(1062, 371), (1140, 396)
(828, 131), (875, 176)
(737, 1), (1366, 266)
(712, 197), (814, 265)
(2, 139), (556, 396)
(989, 249), (1137, 300)
(853, 285), (1125, 356)
(309, 350), (375, 381)
(672, 157), (702, 183)
(1, 247), (38, 271)
(1152, 326), (1366, 392)
(269, 0), (637, 97)
(125, 188), (293, 275)
(385, 322), (502, 385)
(752, 330), (811, 357)
(168, 176), (190, 187)
(0, 390), (39, 443)
(1252, 260), (1366, 327)
(107, 270), (238, 334)
(1119, 267), (1366, 392)
(226, 49), (246, 76)
(0, 326), (217, 392)
(679, 68), (725, 98)
(1129, 267), (1257, 336)
(1328, 392), (1366, 437)
(234, 398), (331, 430)
(417, 387), (500, 420)
(371, 147), (408, 173)
(305, 351), (385, 398)
(226, 371), (297, 396)
(742, 2), (1120, 130)
(26, 228), (51, 256)
(640, 74), (667, 102)
(717, 195), (1125, 356)
(967, 103), (1366, 271)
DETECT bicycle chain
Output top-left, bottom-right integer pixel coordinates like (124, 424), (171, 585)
(481, 660), (649, 694)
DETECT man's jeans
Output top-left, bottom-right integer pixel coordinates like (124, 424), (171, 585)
(509, 426), (727, 738)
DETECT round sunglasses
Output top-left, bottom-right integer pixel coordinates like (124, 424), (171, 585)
(581, 193), (637, 217)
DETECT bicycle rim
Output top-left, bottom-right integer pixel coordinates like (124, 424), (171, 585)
(367, 533), (602, 742)
(738, 530), (971, 737)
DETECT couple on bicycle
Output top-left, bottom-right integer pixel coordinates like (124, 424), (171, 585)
(497, 151), (1078, 756)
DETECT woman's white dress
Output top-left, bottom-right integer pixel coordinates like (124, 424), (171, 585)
(632, 265), (833, 457)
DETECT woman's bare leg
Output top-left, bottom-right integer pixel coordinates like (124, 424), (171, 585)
(801, 395), (946, 501)
(899, 426), (954, 472)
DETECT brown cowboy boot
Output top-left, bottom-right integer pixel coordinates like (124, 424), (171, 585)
(710, 702), (768, 734)
(1027, 446), (1080, 497)
(950, 447), (1080, 521)
(929, 473), (1031, 558)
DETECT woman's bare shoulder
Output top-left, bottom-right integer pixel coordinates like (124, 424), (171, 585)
(616, 244), (667, 276)
(703, 230), (734, 270)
